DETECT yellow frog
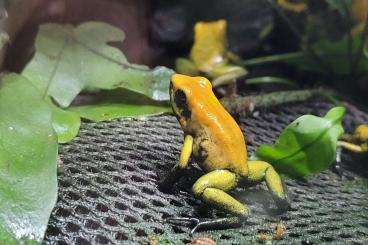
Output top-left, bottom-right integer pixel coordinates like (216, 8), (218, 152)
(161, 74), (290, 233)
(338, 124), (368, 153)
(175, 20), (246, 87)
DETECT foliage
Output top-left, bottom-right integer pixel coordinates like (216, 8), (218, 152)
(71, 103), (171, 121)
(0, 21), (175, 244)
(51, 102), (81, 143)
(244, 36), (368, 76)
(0, 74), (58, 244)
(20, 21), (175, 143)
(22, 21), (173, 108)
(286, 36), (366, 75)
(256, 107), (345, 178)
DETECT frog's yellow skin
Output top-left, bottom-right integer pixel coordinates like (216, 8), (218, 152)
(338, 124), (368, 153)
(175, 20), (246, 87)
(164, 74), (290, 233)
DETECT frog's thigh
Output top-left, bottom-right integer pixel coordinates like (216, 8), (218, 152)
(248, 160), (290, 208)
(192, 170), (249, 217)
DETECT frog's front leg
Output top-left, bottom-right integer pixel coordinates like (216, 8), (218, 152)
(247, 161), (290, 210)
(159, 135), (193, 191)
(169, 169), (249, 233)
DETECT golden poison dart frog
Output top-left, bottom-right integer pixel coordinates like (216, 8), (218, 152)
(175, 20), (246, 87)
(161, 74), (290, 233)
(338, 124), (368, 153)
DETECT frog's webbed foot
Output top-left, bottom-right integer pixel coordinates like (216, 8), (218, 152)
(167, 216), (242, 234)
(248, 161), (291, 211)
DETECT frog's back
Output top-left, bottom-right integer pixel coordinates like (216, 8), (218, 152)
(190, 20), (227, 72)
(188, 85), (248, 175)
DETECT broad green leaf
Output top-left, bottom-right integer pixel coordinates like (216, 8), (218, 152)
(51, 102), (81, 143)
(0, 73), (58, 244)
(69, 90), (171, 121)
(22, 21), (174, 108)
(256, 107), (345, 178)
(71, 103), (172, 121)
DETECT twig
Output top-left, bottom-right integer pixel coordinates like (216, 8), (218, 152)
(220, 88), (337, 115)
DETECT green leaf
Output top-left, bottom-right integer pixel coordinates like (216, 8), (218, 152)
(51, 101), (81, 143)
(69, 90), (172, 121)
(71, 103), (172, 121)
(256, 107), (345, 178)
(0, 73), (58, 244)
(243, 36), (368, 75)
(22, 21), (174, 108)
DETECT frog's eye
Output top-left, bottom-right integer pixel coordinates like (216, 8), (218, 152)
(174, 89), (191, 119)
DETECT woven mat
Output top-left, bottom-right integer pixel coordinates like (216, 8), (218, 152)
(44, 100), (368, 244)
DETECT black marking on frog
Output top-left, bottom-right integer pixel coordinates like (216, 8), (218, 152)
(174, 89), (191, 119)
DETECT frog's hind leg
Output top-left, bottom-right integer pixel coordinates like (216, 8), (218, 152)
(247, 160), (290, 210)
(338, 141), (368, 153)
(168, 169), (249, 233)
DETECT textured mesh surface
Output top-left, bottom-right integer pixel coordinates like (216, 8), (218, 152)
(44, 100), (368, 244)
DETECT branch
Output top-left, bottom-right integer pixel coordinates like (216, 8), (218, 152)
(220, 88), (338, 115)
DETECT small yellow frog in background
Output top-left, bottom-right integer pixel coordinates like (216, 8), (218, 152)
(175, 20), (246, 87)
(338, 124), (368, 153)
(161, 74), (290, 233)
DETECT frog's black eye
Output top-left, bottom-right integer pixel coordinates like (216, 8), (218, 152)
(174, 89), (191, 119)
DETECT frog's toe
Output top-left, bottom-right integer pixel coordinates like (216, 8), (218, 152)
(166, 216), (242, 234)
(273, 196), (291, 212)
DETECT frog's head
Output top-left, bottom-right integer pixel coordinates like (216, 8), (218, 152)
(170, 74), (212, 128)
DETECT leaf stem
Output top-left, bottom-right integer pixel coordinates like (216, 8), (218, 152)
(241, 52), (304, 66)
(220, 88), (337, 115)
(43, 36), (68, 99)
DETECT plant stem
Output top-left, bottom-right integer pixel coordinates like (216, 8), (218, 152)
(220, 88), (337, 115)
(240, 52), (303, 66)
